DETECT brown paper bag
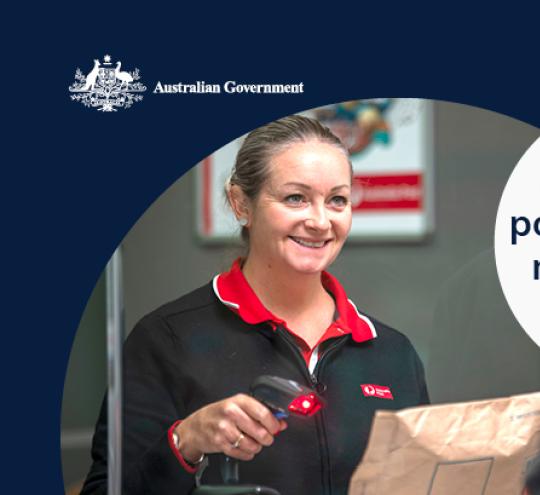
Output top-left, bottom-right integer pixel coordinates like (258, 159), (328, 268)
(349, 392), (540, 495)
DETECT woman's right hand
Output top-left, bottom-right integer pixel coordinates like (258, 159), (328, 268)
(174, 394), (288, 463)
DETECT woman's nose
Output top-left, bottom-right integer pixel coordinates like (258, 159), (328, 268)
(305, 204), (330, 230)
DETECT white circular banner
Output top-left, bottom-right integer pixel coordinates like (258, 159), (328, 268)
(495, 137), (540, 347)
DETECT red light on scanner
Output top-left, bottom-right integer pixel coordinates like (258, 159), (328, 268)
(288, 393), (322, 416)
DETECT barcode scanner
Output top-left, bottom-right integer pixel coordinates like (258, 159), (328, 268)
(192, 375), (324, 495)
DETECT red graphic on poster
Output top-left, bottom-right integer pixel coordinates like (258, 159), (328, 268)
(351, 173), (423, 211)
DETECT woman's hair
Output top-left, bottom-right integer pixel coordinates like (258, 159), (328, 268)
(227, 114), (350, 241)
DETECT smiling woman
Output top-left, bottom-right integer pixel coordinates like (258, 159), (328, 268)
(231, 142), (352, 272)
(80, 115), (429, 495)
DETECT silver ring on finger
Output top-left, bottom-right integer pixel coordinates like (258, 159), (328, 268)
(232, 433), (244, 449)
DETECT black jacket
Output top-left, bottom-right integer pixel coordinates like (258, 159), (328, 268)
(81, 281), (429, 495)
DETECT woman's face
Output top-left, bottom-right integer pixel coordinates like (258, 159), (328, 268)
(246, 140), (352, 276)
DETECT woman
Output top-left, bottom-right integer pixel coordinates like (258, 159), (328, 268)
(81, 115), (429, 495)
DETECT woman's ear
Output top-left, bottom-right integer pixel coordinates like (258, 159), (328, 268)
(227, 184), (251, 226)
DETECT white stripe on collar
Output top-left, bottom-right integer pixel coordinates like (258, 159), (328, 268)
(308, 345), (319, 374)
(347, 299), (378, 338)
(212, 275), (239, 309)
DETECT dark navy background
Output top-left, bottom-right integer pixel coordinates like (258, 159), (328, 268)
(5, 5), (538, 493)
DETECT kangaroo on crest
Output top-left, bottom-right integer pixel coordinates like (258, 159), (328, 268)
(80, 59), (101, 91)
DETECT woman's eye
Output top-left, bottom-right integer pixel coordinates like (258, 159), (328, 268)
(284, 194), (305, 205)
(330, 195), (348, 207)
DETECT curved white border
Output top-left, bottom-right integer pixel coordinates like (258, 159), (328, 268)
(347, 299), (378, 338)
(212, 275), (240, 309)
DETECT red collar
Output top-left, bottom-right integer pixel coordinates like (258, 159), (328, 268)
(213, 259), (377, 343)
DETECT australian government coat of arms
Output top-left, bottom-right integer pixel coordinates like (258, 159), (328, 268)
(69, 55), (146, 111)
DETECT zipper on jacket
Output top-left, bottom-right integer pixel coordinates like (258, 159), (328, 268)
(312, 336), (350, 495)
(275, 326), (348, 495)
(313, 336), (349, 377)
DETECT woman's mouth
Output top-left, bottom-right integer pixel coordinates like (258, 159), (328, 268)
(289, 236), (330, 248)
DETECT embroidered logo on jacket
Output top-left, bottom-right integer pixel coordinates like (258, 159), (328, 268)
(361, 384), (393, 400)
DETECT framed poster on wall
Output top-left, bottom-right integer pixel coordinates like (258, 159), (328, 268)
(195, 98), (434, 243)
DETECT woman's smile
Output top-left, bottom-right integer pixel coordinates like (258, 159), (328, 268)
(288, 236), (331, 249)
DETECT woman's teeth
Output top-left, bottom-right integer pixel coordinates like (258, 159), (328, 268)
(290, 237), (327, 248)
